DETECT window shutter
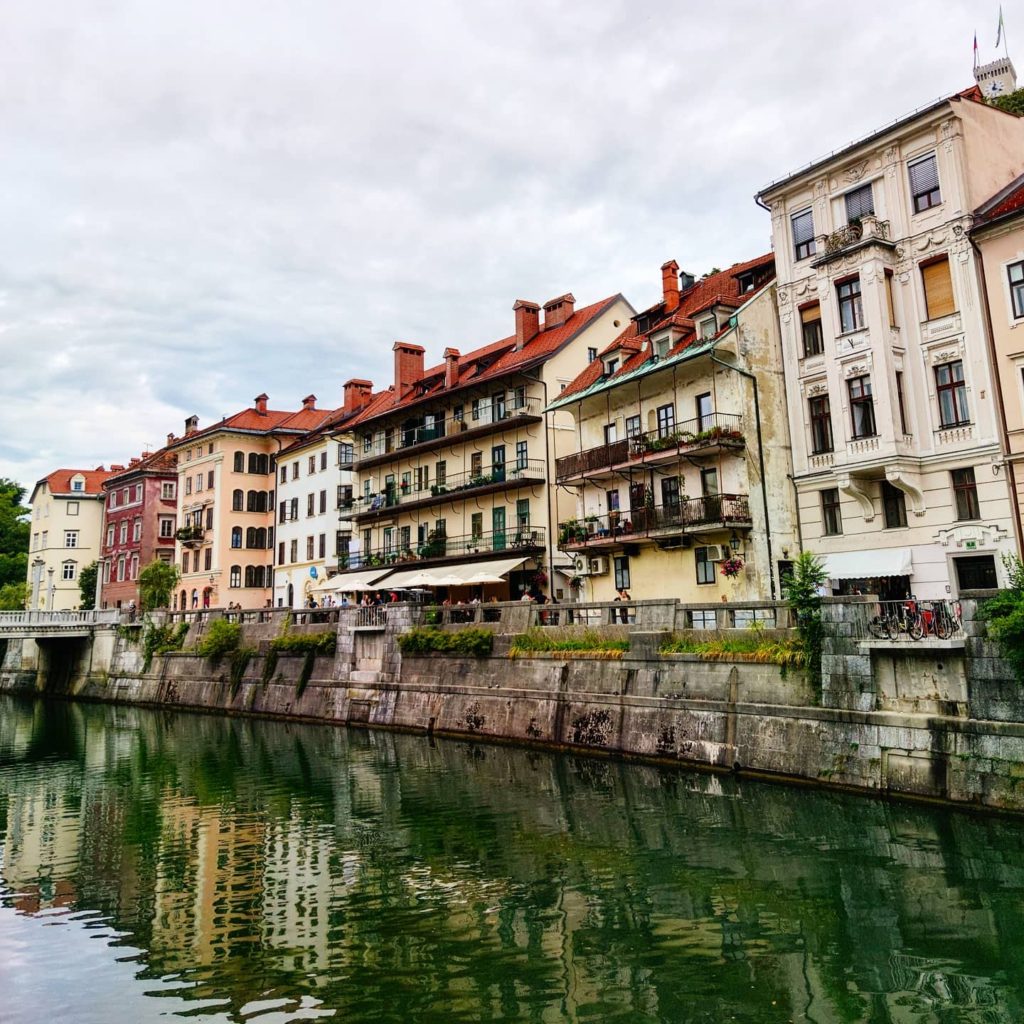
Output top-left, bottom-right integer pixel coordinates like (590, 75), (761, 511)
(922, 257), (955, 319)
(844, 184), (874, 220)
(909, 155), (939, 195)
(792, 210), (814, 243)
(800, 302), (821, 324)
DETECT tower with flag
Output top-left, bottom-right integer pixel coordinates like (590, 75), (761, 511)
(975, 8), (1016, 97)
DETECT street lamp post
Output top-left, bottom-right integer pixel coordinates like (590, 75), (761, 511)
(46, 567), (55, 611)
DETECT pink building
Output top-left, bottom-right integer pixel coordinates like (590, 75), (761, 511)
(99, 448), (178, 609)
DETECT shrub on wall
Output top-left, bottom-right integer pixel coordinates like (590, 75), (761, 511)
(783, 551), (827, 687)
(509, 629), (629, 655)
(982, 555), (1024, 681)
(196, 619), (242, 666)
(268, 631), (337, 656)
(141, 620), (189, 672)
(398, 627), (493, 657)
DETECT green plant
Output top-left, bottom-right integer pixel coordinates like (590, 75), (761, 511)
(423, 607), (441, 625)
(0, 581), (28, 610)
(783, 550), (827, 688)
(261, 648), (279, 686)
(229, 647), (255, 698)
(659, 627), (804, 668)
(509, 628), (629, 655)
(78, 561), (98, 609)
(138, 559), (181, 611)
(990, 87), (1024, 116)
(196, 618), (242, 666)
(981, 554), (1024, 681)
(269, 631), (337, 655)
(141, 619), (189, 672)
(397, 627), (494, 657)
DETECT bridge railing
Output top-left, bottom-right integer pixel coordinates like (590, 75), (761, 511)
(0, 609), (121, 628)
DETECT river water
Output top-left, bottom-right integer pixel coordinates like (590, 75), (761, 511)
(1, 696), (1023, 1023)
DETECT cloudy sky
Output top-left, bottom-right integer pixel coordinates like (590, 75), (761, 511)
(0, 0), (1001, 487)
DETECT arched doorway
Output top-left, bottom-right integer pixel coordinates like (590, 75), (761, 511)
(287, 583), (294, 608)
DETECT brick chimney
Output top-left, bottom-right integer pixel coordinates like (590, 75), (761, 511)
(343, 378), (373, 415)
(301, 394), (316, 411)
(110, 464), (125, 472)
(513, 300), (540, 350)
(129, 457), (140, 467)
(542, 293), (575, 330)
(393, 342), (425, 394)
(443, 347), (461, 388)
(661, 259), (680, 313)
(184, 415), (199, 436)
(254, 393), (269, 414)
(167, 432), (176, 446)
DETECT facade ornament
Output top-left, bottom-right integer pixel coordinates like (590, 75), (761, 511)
(807, 382), (828, 395)
(844, 160), (869, 183)
(838, 474), (875, 522)
(886, 468), (926, 517)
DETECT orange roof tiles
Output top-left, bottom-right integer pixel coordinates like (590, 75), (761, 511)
(39, 468), (114, 497)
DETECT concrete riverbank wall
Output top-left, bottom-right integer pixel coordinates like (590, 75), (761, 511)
(2, 595), (1023, 813)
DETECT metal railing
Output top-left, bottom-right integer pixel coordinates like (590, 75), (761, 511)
(559, 495), (752, 548)
(555, 413), (744, 480)
(355, 606), (388, 628)
(338, 525), (546, 571)
(862, 599), (964, 641)
(340, 459), (546, 519)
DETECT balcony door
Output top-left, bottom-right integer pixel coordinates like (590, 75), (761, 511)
(492, 507), (506, 551)
(491, 445), (506, 483)
(696, 392), (713, 431)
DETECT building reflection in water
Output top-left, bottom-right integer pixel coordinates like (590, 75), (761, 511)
(0, 695), (1023, 1022)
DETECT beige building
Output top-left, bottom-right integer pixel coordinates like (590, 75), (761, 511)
(757, 87), (1024, 598)
(27, 468), (112, 610)
(337, 292), (634, 599)
(549, 257), (799, 606)
(168, 396), (331, 610)
(971, 170), (1024, 558)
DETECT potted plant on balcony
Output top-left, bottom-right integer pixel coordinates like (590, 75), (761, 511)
(720, 555), (744, 579)
(558, 519), (587, 546)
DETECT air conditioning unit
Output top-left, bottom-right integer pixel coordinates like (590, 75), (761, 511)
(705, 544), (726, 562)
(572, 555), (592, 575)
(589, 556), (609, 575)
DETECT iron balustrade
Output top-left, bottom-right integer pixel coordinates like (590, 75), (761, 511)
(863, 598), (964, 641)
(339, 459), (546, 519)
(559, 494), (752, 548)
(555, 412), (744, 480)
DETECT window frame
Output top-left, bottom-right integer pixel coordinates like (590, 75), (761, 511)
(791, 208), (816, 261)
(935, 360), (969, 428)
(1008, 260), (1024, 319)
(952, 467), (980, 521)
(800, 303), (824, 358)
(909, 153), (941, 213)
(809, 395), (834, 454)
(881, 481), (908, 529)
(694, 547), (715, 585)
(836, 277), (864, 333)
(821, 488), (843, 536)
(847, 375), (876, 439)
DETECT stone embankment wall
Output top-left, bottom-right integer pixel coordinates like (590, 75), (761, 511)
(1, 595), (1023, 813)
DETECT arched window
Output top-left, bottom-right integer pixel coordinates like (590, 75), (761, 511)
(232, 489), (243, 511)
(244, 565), (255, 588)
(246, 527), (257, 548)
(179, 589), (186, 609)
(255, 566), (266, 587)
(246, 490), (257, 512)
(233, 451), (245, 473)
(256, 491), (268, 513)
(248, 452), (268, 475)
(229, 565), (241, 588)
(255, 527), (267, 548)
(231, 527), (242, 549)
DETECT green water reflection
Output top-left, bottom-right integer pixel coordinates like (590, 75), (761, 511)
(1, 695), (1023, 1023)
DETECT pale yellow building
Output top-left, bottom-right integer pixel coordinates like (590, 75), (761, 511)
(27, 468), (112, 610)
(757, 87), (1024, 598)
(549, 257), (799, 605)
(338, 293), (634, 599)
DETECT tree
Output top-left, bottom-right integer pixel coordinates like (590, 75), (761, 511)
(0, 582), (27, 610)
(138, 559), (180, 611)
(783, 550), (828, 689)
(990, 89), (1024, 116)
(0, 479), (31, 589)
(78, 561), (98, 610)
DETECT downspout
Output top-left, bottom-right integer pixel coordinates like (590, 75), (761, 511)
(709, 344), (777, 600)
(969, 230), (1023, 560)
(524, 370), (556, 594)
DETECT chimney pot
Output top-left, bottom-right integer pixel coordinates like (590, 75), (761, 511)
(167, 432), (175, 446)
(254, 393), (269, 414)
(302, 394), (316, 411)
(184, 415), (199, 436)
(542, 293), (575, 330)
(443, 347), (461, 389)
(661, 260), (680, 313)
(513, 300), (541, 350)
(343, 378), (374, 415)
(392, 342), (425, 395)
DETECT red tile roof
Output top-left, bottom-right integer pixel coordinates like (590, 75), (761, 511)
(37, 468), (114, 497)
(558, 255), (774, 402)
(104, 447), (178, 486)
(348, 294), (626, 427)
(167, 401), (345, 448)
(973, 170), (1024, 226)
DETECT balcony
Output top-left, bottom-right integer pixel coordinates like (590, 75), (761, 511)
(555, 413), (745, 483)
(355, 399), (542, 468)
(811, 215), (894, 268)
(340, 459), (547, 522)
(175, 525), (206, 549)
(558, 494), (752, 550)
(337, 525), (546, 572)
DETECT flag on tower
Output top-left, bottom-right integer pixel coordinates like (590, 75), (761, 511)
(996, 6), (1005, 48)
(974, 31), (979, 67)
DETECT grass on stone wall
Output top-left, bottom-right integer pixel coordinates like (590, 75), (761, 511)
(508, 629), (630, 657)
(659, 627), (804, 668)
(398, 627), (494, 657)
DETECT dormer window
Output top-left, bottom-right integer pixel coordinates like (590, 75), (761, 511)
(700, 318), (717, 340)
(653, 336), (670, 359)
(737, 272), (755, 293)
(71, 475), (85, 492)
(605, 357), (619, 375)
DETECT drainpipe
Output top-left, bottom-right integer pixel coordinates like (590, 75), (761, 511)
(969, 231), (1024, 560)
(709, 346), (777, 600)
(523, 370), (556, 595)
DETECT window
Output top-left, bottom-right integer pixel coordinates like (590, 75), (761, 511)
(106, 525), (114, 547)
(234, 451), (244, 473)
(695, 392), (712, 429)
(133, 519), (142, 541)
(436, 461), (447, 486)
(700, 467), (718, 495)
(800, 303), (823, 357)
(606, 357), (619, 375)
(362, 433), (372, 454)
(415, 466), (429, 491)
(921, 256), (956, 319)
(792, 208), (816, 261)
(248, 453), (269, 475)
(809, 396), (834, 453)
(695, 547), (715, 585)
(837, 277), (864, 333)
(516, 498), (530, 529)
(159, 517), (174, 538)
(453, 405), (464, 422)
(205, 507), (213, 530)
(821, 488), (842, 535)
(320, 451), (327, 471)
(162, 481), (176, 500)
(885, 270), (897, 327)
(882, 481), (907, 529)
(207, 470), (214, 490)
(232, 489), (243, 511)
(123, 487), (130, 504)
(471, 398), (481, 421)
(319, 533), (326, 559)
(952, 467), (980, 521)
(513, 386), (526, 409)
(280, 466), (287, 483)
(587, 347), (598, 362)
(607, 489), (620, 512)
(278, 541), (285, 564)
(319, 490), (327, 514)
(195, 473), (204, 493)
(230, 565), (241, 587)
(604, 422), (618, 445)
(117, 557), (125, 582)
(471, 512), (483, 540)
(64, 530), (79, 548)
(307, 536), (315, 560)
(338, 442), (353, 465)
(845, 182), (874, 222)
(896, 372), (909, 435)
(71, 478), (84, 492)
(62, 560), (77, 581)
(471, 451), (483, 477)
(204, 548), (212, 571)
(935, 360), (969, 427)
(231, 527), (242, 548)
(700, 318), (717, 340)
(290, 497), (298, 521)
(515, 440), (528, 470)
(661, 476), (681, 511)
(308, 455), (316, 475)
(185, 477), (192, 495)
(292, 461), (300, 480)
(290, 539), (298, 563)
(67, 501), (79, 516)
(491, 445), (506, 482)
(109, 493), (116, 508)
(909, 153), (941, 213)
(119, 522), (128, 544)
(625, 415), (641, 438)
(848, 376), (876, 438)
(656, 403), (675, 438)
(613, 555), (631, 590)
(1008, 260), (1024, 318)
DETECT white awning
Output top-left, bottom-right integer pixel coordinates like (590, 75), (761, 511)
(318, 567), (392, 592)
(381, 556), (528, 588)
(821, 548), (913, 580)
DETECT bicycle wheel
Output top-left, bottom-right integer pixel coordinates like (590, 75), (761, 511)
(884, 614), (900, 641)
(907, 612), (923, 640)
(934, 610), (952, 640)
